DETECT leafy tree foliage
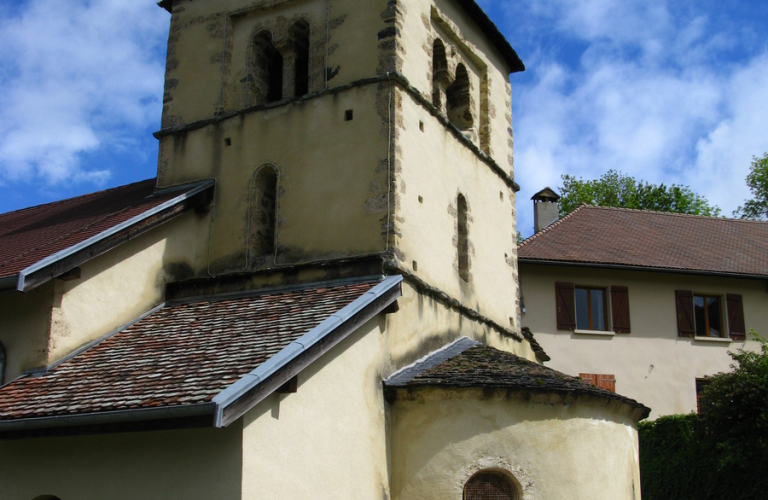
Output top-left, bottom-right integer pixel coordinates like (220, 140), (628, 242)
(558, 170), (721, 218)
(733, 153), (768, 220)
(639, 332), (768, 500)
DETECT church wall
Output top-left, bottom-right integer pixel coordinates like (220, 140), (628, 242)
(521, 263), (766, 419)
(240, 314), (393, 500)
(158, 84), (391, 275)
(0, 424), (243, 500)
(393, 90), (519, 331)
(0, 283), (54, 382)
(389, 388), (642, 500)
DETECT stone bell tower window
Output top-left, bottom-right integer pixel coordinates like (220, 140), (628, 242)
(287, 20), (310, 97)
(250, 166), (278, 258)
(447, 64), (473, 131)
(457, 193), (470, 282)
(464, 471), (518, 500)
(432, 38), (449, 111)
(251, 31), (283, 104)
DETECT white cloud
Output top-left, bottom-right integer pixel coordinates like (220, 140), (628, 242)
(0, 0), (168, 186)
(507, 0), (768, 235)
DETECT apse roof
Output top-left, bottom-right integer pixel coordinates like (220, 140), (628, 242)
(518, 204), (768, 278)
(0, 276), (402, 437)
(385, 337), (650, 418)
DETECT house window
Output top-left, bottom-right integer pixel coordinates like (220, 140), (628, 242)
(675, 291), (745, 339)
(457, 194), (470, 282)
(693, 294), (723, 337)
(464, 471), (517, 500)
(575, 286), (607, 331)
(580, 373), (616, 392)
(250, 166), (278, 259)
(0, 340), (5, 386)
(251, 31), (283, 105)
(555, 283), (630, 333)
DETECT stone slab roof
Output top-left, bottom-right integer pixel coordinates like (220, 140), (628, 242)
(0, 178), (214, 290)
(385, 337), (650, 418)
(518, 204), (768, 278)
(0, 279), (380, 422)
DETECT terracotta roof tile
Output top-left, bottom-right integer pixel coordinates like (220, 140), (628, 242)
(386, 337), (649, 416)
(0, 279), (378, 421)
(0, 178), (185, 279)
(518, 205), (768, 277)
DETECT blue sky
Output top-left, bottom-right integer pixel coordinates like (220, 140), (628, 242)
(1, 0), (767, 237)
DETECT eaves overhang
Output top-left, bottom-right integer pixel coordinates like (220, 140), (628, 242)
(518, 258), (768, 281)
(0, 180), (215, 294)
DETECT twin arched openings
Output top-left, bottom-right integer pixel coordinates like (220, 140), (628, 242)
(250, 20), (310, 106)
(433, 39), (474, 132)
(249, 166), (278, 260)
(464, 471), (518, 500)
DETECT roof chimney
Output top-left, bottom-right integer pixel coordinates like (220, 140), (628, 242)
(532, 187), (560, 233)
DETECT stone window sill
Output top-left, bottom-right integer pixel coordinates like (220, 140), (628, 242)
(693, 336), (732, 343)
(574, 329), (615, 336)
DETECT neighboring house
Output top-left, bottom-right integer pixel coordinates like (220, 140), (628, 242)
(0, 1), (649, 499)
(518, 200), (768, 419)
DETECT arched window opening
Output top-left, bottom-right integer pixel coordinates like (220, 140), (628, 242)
(32, 496), (63, 500)
(0, 341), (5, 386)
(252, 31), (283, 104)
(288, 20), (310, 97)
(447, 64), (473, 131)
(432, 39), (450, 111)
(457, 194), (470, 282)
(464, 471), (518, 500)
(250, 167), (278, 259)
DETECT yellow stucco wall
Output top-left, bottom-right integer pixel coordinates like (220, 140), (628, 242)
(389, 388), (641, 500)
(0, 283), (54, 381)
(0, 424), (243, 500)
(520, 264), (767, 418)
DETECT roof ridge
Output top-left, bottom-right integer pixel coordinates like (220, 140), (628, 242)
(0, 178), (156, 220)
(580, 204), (768, 224)
(518, 202), (588, 247)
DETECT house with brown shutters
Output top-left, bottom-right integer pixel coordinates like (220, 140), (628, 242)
(518, 202), (768, 419)
(0, 1), (652, 499)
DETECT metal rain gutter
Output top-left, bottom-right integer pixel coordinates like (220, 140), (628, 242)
(14, 179), (215, 292)
(212, 274), (403, 427)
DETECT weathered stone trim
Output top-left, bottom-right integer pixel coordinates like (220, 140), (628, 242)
(383, 260), (524, 343)
(153, 72), (521, 192)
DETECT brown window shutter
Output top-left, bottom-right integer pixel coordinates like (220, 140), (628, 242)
(579, 373), (598, 386)
(675, 290), (695, 337)
(726, 294), (746, 340)
(598, 374), (616, 393)
(610, 286), (631, 333)
(555, 282), (576, 330)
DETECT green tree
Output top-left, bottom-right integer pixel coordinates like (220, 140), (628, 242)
(733, 153), (768, 220)
(558, 170), (721, 218)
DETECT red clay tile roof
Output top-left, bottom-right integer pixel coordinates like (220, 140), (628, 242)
(0, 279), (378, 421)
(518, 204), (768, 277)
(386, 337), (649, 418)
(0, 178), (185, 280)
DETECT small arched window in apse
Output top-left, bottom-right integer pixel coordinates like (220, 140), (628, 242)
(432, 39), (449, 110)
(464, 471), (518, 500)
(457, 194), (470, 282)
(288, 20), (310, 97)
(0, 340), (6, 386)
(32, 496), (63, 500)
(251, 31), (283, 104)
(447, 63), (474, 131)
(250, 166), (278, 259)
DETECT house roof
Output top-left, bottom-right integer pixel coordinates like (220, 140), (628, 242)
(518, 204), (768, 278)
(0, 276), (402, 436)
(0, 178), (214, 292)
(156, 0), (525, 74)
(385, 337), (650, 418)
